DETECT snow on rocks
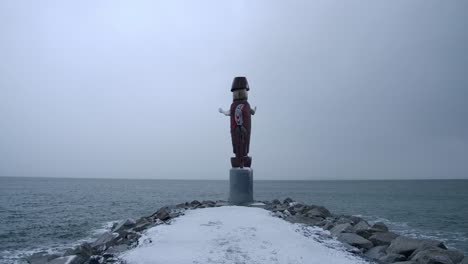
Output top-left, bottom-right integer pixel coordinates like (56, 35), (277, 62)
(25, 198), (467, 264)
(121, 206), (367, 264)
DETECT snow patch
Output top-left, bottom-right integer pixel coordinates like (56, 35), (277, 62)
(122, 206), (368, 264)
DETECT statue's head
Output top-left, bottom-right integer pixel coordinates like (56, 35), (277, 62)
(231, 76), (249, 101)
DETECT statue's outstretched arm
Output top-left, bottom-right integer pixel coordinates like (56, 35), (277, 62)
(250, 106), (257, 115)
(218, 108), (231, 116)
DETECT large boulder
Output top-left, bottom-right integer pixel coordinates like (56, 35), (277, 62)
(26, 252), (61, 264)
(387, 236), (446, 257)
(461, 257), (468, 264)
(379, 253), (406, 263)
(410, 247), (454, 264)
(152, 207), (171, 221)
(112, 219), (136, 233)
(91, 232), (118, 251)
(353, 220), (371, 233)
(368, 232), (399, 246)
(370, 222), (389, 232)
(337, 233), (374, 250)
(365, 245), (388, 260)
(330, 223), (353, 236)
(409, 246), (464, 264)
(304, 206), (331, 218)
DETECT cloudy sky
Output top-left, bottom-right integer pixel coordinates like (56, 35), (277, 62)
(1, 1), (467, 180)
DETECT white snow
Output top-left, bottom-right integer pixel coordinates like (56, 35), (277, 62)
(122, 206), (368, 264)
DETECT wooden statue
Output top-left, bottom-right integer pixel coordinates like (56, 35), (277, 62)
(219, 77), (257, 168)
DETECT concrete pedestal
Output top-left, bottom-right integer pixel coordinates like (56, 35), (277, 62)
(229, 168), (253, 205)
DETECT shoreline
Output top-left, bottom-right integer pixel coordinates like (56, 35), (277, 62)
(25, 198), (467, 264)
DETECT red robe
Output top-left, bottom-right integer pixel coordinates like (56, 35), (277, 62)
(230, 100), (251, 159)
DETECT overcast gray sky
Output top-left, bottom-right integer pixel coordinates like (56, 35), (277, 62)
(1, 1), (467, 180)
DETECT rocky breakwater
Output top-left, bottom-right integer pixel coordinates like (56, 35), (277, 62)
(25, 198), (467, 264)
(266, 198), (467, 264)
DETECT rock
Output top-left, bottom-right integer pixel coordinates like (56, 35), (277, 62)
(190, 200), (201, 206)
(335, 217), (353, 225)
(368, 232), (399, 246)
(104, 244), (128, 255)
(392, 262), (417, 264)
(387, 236), (447, 257)
(379, 253), (406, 263)
(91, 232), (118, 251)
(461, 257), (468, 264)
(356, 229), (374, 239)
(48, 255), (83, 264)
(64, 243), (96, 259)
(272, 199), (281, 205)
(26, 252), (61, 264)
(365, 245), (388, 260)
(153, 207), (171, 221)
(410, 247), (454, 264)
(132, 219), (152, 232)
(215, 200), (228, 207)
(201, 200), (215, 208)
(305, 206), (332, 218)
(283, 197), (294, 204)
(409, 246), (463, 264)
(112, 219), (136, 233)
(337, 233), (374, 250)
(330, 223), (353, 236)
(285, 215), (322, 226)
(87, 255), (103, 264)
(370, 222), (389, 232)
(445, 249), (465, 264)
(349, 216), (364, 225)
(353, 220), (371, 233)
(341, 243), (361, 254)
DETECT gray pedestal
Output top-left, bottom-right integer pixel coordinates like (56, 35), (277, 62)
(229, 168), (253, 205)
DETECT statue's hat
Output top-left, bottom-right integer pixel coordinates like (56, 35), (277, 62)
(231, 76), (250, 92)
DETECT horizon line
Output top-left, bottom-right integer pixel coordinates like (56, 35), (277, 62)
(0, 175), (466, 181)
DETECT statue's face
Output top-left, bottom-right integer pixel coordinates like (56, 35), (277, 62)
(233, 89), (248, 100)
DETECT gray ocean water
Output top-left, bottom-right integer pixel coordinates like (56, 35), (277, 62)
(0, 177), (467, 263)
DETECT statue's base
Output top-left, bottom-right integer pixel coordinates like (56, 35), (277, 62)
(230, 156), (252, 168)
(229, 168), (253, 205)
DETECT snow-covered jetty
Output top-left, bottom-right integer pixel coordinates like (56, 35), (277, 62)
(26, 199), (467, 264)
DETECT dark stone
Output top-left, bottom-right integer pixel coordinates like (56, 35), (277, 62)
(330, 223), (353, 236)
(283, 197), (294, 204)
(26, 252), (61, 264)
(337, 233), (374, 250)
(153, 207), (171, 221)
(368, 232), (399, 246)
(365, 245), (388, 260)
(409, 245), (463, 264)
(387, 236), (447, 257)
(284, 215), (323, 226)
(190, 200), (201, 206)
(91, 232), (118, 250)
(410, 247), (454, 264)
(112, 219), (136, 234)
(356, 229), (375, 240)
(87, 255), (103, 264)
(202, 200), (215, 207)
(353, 220), (371, 233)
(371, 222), (389, 232)
(349, 216), (364, 225)
(272, 199), (281, 205)
(304, 206), (332, 218)
(379, 253), (406, 263)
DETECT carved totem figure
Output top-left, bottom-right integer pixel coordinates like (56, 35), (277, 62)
(219, 77), (257, 168)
